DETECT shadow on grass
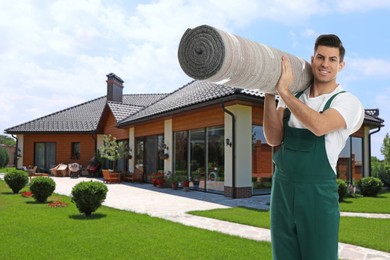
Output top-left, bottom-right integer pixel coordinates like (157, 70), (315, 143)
(26, 201), (48, 204)
(69, 213), (107, 220)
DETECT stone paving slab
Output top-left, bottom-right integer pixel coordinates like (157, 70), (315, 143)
(1, 174), (389, 259)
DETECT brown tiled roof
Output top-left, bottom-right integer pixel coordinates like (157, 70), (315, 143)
(5, 94), (167, 134)
(4, 80), (384, 134)
(119, 80), (237, 124)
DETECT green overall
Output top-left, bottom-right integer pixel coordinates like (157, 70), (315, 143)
(270, 92), (344, 260)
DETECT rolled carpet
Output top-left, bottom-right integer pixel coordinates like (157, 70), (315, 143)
(177, 24), (313, 94)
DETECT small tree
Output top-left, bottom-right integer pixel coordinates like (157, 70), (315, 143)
(380, 133), (390, 164)
(99, 134), (129, 171)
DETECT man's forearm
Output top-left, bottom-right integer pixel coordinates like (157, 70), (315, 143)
(263, 94), (284, 146)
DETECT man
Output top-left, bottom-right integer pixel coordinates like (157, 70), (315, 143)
(263, 34), (364, 260)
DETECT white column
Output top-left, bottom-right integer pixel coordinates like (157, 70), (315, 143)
(164, 119), (173, 173)
(224, 105), (252, 188)
(128, 127), (135, 172)
(17, 134), (24, 169)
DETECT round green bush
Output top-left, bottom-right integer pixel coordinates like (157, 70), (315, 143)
(357, 177), (383, 197)
(336, 179), (348, 202)
(30, 177), (56, 203)
(71, 181), (108, 216)
(4, 171), (29, 194)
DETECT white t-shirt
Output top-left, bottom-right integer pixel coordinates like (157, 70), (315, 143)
(277, 85), (365, 173)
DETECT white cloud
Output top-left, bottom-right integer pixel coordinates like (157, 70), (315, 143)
(335, 0), (390, 12)
(348, 58), (390, 78)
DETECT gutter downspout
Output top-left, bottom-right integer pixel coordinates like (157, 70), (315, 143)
(368, 126), (382, 176)
(222, 102), (236, 199)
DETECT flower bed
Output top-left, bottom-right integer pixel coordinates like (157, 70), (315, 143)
(48, 201), (69, 208)
(21, 191), (33, 197)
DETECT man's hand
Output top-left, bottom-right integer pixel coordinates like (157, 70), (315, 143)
(276, 56), (294, 96)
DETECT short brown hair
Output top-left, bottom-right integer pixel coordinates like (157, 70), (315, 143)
(315, 34), (345, 62)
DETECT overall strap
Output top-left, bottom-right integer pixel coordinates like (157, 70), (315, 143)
(321, 91), (346, 112)
(284, 91), (305, 121)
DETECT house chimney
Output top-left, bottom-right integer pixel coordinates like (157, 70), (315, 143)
(106, 73), (124, 103)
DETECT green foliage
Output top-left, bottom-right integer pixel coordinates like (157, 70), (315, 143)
(371, 156), (390, 187)
(0, 134), (16, 146)
(357, 177), (383, 197)
(336, 179), (348, 202)
(99, 134), (129, 171)
(4, 171), (28, 193)
(30, 177), (56, 203)
(71, 181), (108, 216)
(381, 133), (390, 164)
(0, 147), (10, 168)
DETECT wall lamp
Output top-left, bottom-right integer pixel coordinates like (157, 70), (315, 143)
(226, 138), (232, 147)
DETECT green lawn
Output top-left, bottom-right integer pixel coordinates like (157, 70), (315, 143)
(190, 191), (390, 253)
(0, 180), (271, 260)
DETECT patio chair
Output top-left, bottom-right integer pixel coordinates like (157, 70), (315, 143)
(50, 163), (69, 177)
(123, 168), (144, 183)
(27, 166), (37, 180)
(68, 163), (81, 178)
(102, 169), (121, 184)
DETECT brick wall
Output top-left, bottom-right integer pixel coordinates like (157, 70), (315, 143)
(224, 186), (252, 198)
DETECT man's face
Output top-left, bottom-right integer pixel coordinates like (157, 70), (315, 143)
(311, 45), (345, 84)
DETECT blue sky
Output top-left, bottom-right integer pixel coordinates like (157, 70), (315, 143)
(1, 0), (389, 159)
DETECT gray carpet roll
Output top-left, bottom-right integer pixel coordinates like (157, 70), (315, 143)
(178, 25), (313, 94)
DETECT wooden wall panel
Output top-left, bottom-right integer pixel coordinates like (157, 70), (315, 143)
(23, 134), (96, 168)
(172, 106), (224, 132)
(134, 120), (165, 137)
(104, 113), (128, 140)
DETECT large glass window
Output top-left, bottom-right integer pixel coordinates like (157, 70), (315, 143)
(206, 127), (224, 193)
(71, 142), (80, 160)
(337, 137), (364, 183)
(189, 128), (205, 189)
(135, 138), (144, 177)
(174, 131), (188, 179)
(143, 135), (164, 182)
(116, 140), (129, 173)
(34, 142), (56, 173)
(173, 127), (224, 194)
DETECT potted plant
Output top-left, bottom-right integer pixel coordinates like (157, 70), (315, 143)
(151, 171), (165, 188)
(166, 172), (179, 190)
(182, 175), (190, 192)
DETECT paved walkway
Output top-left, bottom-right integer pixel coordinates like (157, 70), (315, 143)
(2, 175), (390, 259)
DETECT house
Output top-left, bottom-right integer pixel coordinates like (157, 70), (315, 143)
(5, 73), (385, 198)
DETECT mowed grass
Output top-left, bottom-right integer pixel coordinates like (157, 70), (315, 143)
(0, 180), (271, 260)
(190, 190), (390, 253)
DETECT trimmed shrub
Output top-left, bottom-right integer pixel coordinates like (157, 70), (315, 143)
(357, 177), (383, 197)
(71, 181), (108, 217)
(336, 179), (348, 202)
(30, 177), (56, 203)
(4, 171), (29, 194)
